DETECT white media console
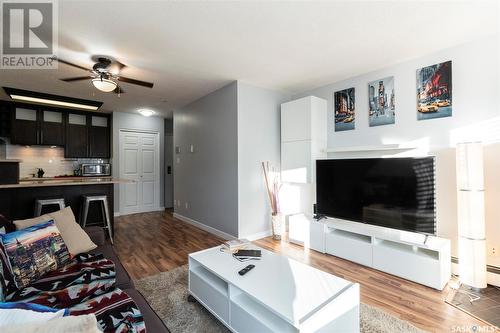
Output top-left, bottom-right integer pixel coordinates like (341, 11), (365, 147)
(288, 214), (451, 290)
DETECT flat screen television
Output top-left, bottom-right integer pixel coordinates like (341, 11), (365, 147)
(316, 157), (436, 235)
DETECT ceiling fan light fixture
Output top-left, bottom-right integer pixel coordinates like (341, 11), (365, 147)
(92, 77), (117, 92)
(138, 108), (155, 117)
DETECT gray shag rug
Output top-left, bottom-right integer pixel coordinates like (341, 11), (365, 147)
(135, 265), (426, 333)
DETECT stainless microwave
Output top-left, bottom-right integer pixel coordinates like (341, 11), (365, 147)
(81, 163), (111, 177)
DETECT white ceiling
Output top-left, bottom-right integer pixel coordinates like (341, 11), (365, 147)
(0, 0), (498, 118)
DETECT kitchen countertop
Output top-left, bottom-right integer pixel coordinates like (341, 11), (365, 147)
(0, 177), (132, 189)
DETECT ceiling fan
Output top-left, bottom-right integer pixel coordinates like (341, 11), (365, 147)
(55, 55), (154, 94)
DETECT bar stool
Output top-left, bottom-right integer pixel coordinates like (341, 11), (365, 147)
(80, 194), (113, 244)
(35, 198), (65, 217)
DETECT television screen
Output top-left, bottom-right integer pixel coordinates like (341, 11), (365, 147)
(316, 157), (436, 235)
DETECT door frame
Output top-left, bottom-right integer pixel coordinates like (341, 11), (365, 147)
(118, 128), (161, 215)
(164, 134), (174, 209)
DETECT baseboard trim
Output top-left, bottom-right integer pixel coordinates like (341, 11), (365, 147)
(451, 257), (500, 287)
(114, 212), (120, 217)
(173, 213), (236, 240)
(243, 230), (273, 241)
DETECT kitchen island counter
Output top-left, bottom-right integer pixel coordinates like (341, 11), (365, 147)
(0, 177), (131, 189)
(0, 179), (128, 231)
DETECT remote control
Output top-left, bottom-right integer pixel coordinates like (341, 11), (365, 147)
(238, 264), (255, 276)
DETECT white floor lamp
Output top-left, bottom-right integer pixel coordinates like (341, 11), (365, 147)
(456, 142), (487, 290)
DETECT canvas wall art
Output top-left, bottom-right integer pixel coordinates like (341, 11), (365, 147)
(334, 87), (355, 132)
(368, 76), (395, 127)
(417, 61), (452, 120)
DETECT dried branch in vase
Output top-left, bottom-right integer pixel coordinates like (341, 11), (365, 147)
(261, 161), (281, 216)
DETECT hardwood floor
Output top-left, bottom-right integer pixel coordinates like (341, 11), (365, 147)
(114, 210), (223, 280)
(114, 210), (484, 333)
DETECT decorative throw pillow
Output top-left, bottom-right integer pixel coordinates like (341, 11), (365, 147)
(14, 207), (97, 256)
(0, 220), (71, 289)
(0, 245), (17, 300)
(0, 301), (68, 327)
(2, 313), (100, 333)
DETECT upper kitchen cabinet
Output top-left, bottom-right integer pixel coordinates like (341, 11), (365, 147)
(11, 107), (39, 145)
(10, 107), (65, 146)
(0, 103), (12, 138)
(89, 116), (110, 158)
(40, 110), (64, 146)
(65, 113), (88, 158)
(65, 113), (111, 158)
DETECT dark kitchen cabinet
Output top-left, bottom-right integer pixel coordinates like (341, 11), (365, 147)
(11, 108), (65, 146)
(89, 116), (110, 158)
(40, 110), (64, 146)
(65, 113), (88, 158)
(11, 107), (39, 145)
(5, 101), (111, 159)
(0, 103), (12, 138)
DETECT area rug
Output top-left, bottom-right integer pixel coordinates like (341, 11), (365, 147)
(135, 265), (426, 333)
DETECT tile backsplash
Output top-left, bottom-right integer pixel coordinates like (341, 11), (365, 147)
(5, 144), (108, 178)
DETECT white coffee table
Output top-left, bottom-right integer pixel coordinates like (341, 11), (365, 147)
(188, 245), (359, 332)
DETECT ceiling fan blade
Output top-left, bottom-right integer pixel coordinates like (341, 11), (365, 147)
(60, 76), (93, 82)
(113, 86), (125, 94)
(54, 58), (91, 72)
(117, 76), (154, 88)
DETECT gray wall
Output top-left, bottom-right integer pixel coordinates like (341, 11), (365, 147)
(112, 112), (165, 213)
(237, 82), (290, 238)
(173, 82), (239, 237)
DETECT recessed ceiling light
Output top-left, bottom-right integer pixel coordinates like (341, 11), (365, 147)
(138, 109), (155, 117)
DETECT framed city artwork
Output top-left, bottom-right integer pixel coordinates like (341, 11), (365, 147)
(368, 76), (395, 127)
(334, 87), (355, 132)
(417, 61), (452, 120)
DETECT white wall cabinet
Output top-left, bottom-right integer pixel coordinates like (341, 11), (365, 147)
(280, 96), (327, 184)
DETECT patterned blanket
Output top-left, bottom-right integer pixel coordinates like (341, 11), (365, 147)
(4, 253), (146, 333)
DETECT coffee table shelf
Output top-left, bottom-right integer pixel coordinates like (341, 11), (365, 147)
(188, 246), (359, 332)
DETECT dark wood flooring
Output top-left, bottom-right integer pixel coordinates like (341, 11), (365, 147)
(114, 210), (485, 332)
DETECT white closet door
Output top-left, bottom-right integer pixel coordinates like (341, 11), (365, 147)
(119, 130), (159, 215)
(139, 133), (158, 211)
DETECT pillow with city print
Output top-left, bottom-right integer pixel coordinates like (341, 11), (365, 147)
(0, 220), (71, 289)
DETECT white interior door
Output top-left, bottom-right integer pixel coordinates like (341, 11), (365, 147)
(119, 130), (160, 215)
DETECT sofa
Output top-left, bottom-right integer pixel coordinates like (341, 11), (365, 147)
(84, 226), (169, 333)
(0, 213), (169, 333)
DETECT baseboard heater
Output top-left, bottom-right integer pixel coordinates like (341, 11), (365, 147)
(451, 256), (500, 275)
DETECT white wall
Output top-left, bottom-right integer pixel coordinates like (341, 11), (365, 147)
(173, 82), (239, 237)
(237, 82), (290, 239)
(112, 112), (165, 214)
(293, 36), (500, 267)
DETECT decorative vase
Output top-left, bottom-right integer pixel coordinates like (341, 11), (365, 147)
(271, 213), (284, 240)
